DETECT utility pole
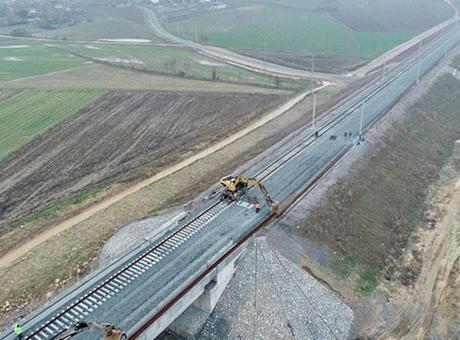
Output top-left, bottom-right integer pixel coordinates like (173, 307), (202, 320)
(311, 54), (316, 130)
(359, 103), (365, 139)
(416, 41), (422, 83)
(312, 92), (317, 129)
(264, 38), (268, 72)
(381, 62), (385, 80)
(310, 54), (315, 93)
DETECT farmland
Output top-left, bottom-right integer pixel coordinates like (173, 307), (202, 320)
(165, 0), (453, 71)
(0, 89), (103, 161)
(0, 63), (289, 94)
(0, 90), (285, 237)
(1, 6), (160, 42)
(0, 39), (85, 81)
(61, 42), (307, 90)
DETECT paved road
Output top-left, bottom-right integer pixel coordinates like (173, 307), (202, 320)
(3, 23), (459, 340)
(141, 6), (351, 84)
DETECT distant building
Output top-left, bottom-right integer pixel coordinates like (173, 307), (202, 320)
(210, 2), (227, 10)
(27, 8), (37, 17)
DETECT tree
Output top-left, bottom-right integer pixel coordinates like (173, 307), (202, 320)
(10, 28), (28, 37)
(199, 32), (209, 44)
(18, 9), (28, 20)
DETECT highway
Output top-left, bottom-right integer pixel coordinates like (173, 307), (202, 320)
(2, 21), (460, 340)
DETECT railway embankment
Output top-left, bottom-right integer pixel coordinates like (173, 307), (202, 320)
(268, 72), (460, 336)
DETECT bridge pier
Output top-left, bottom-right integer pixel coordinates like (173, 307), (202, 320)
(136, 243), (247, 339)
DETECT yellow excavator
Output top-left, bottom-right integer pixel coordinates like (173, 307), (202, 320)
(219, 175), (278, 213)
(53, 321), (126, 340)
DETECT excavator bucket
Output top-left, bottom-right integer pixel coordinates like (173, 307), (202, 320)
(104, 330), (127, 340)
(270, 201), (280, 215)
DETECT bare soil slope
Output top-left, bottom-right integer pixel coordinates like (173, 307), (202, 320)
(0, 90), (284, 235)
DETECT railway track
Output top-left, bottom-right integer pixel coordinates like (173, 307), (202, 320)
(130, 26), (460, 339)
(24, 202), (234, 340)
(254, 30), (455, 181)
(11, 23), (460, 340)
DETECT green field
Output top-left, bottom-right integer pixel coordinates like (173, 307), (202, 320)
(0, 89), (103, 161)
(0, 22), (42, 35)
(0, 39), (85, 81)
(166, 0), (453, 62)
(62, 43), (307, 90)
(0, 6), (159, 42)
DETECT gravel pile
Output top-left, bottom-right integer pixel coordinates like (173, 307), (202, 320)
(199, 238), (353, 339)
(98, 206), (186, 266)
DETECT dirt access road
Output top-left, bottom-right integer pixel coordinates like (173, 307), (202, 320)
(379, 144), (460, 339)
(0, 83), (329, 269)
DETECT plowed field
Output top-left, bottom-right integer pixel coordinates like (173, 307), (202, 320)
(0, 90), (284, 234)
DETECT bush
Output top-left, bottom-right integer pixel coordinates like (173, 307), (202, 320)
(9, 28), (29, 37)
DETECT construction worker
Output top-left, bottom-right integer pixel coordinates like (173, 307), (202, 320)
(14, 324), (23, 339)
(255, 201), (261, 213)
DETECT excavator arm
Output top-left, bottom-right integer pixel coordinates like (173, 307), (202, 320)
(220, 175), (278, 213)
(244, 178), (275, 205)
(52, 321), (126, 340)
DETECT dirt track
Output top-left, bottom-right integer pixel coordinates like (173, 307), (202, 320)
(378, 143), (460, 339)
(0, 90), (284, 239)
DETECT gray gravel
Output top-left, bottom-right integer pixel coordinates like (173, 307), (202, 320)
(98, 206), (186, 266)
(199, 238), (353, 339)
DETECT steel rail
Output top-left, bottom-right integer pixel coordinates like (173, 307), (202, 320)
(25, 202), (231, 339)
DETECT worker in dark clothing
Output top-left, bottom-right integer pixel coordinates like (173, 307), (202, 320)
(255, 201), (261, 213)
(14, 324), (24, 339)
(314, 131), (319, 138)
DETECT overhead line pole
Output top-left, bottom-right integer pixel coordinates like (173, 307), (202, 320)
(311, 54), (316, 129)
(359, 103), (365, 139)
(312, 93), (317, 129)
(416, 41), (423, 83)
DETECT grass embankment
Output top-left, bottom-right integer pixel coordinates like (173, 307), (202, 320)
(0, 40), (85, 81)
(0, 89), (103, 161)
(22, 190), (99, 225)
(62, 43), (307, 91)
(297, 74), (460, 295)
